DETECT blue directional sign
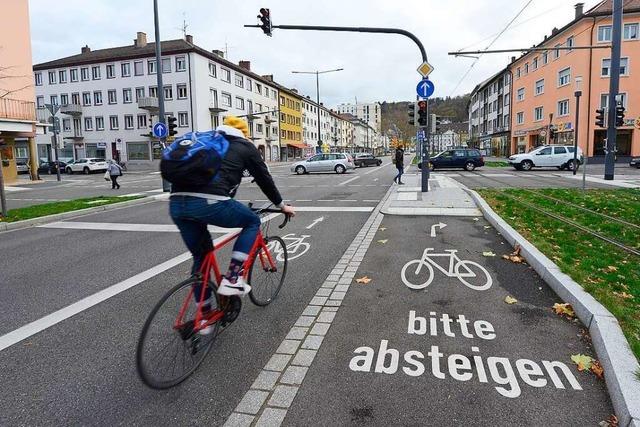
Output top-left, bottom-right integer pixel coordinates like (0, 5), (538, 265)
(152, 122), (168, 139)
(416, 78), (435, 98)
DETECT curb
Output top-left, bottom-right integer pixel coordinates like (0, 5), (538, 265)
(0, 195), (165, 233)
(466, 189), (640, 427)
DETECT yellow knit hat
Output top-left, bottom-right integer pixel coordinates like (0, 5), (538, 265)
(223, 116), (250, 138)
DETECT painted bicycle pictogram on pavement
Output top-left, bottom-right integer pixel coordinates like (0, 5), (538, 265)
(267, 233), (311, 261)
(401, 248), (492, 291)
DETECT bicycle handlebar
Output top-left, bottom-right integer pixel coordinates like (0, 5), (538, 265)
(248, 203), (292, 229)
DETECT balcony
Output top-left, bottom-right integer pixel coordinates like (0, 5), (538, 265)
(0, 98), (36, 121)
(138, 97), (159, 112)
(264, 116), (276, 124)
(209, 103), (227, 114)
(265, 135), (277, 142)
(64, 131), (84, 141)
(246, 110), (258, 121)
(60, 103), (83, 116)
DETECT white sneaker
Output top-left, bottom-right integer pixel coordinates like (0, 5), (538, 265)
(197, 320), (215, 335)
(217, 277), (251, 296)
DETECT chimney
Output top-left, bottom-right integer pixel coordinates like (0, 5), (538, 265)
(239, 60), (251, 71)
(81, 45), (91, 54)
(511, 56), (516, 63)
(575, 3), (584, 19)
(551, 27), (559, 35)
(212, 49), (224, 57)
(185, 34), (193, 44)
(135, 32), (147, 47)
(262, 74), (274, 82)
(290, 89), (298, 94)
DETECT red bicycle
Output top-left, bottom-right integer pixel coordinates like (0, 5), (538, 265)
(136, 204), (290, 389)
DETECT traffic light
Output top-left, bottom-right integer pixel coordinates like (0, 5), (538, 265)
(408, 102), (416, 126)
(595, 108), (606, 128)
(417, 100), (428, 127)
(433, 114), (441, 133)
(549, 126), (556, 141)
(258, 8), (272, 36)
(615, 103), (625, 127)
(168, 116), (178, 137)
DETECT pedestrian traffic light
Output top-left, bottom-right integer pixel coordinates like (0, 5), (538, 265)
(435, 115), (441, 133)
(168, 116), (178, 137)
(549, 126), (556, 141)
(417, 100), (428, 127)
(408, 102), (416, 126)
(615, 103), (625, 127)
(258, 8), (272, 36)
(595, 108), (606, 128)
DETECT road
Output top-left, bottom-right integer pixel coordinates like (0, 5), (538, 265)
(0, 157), (614, 425)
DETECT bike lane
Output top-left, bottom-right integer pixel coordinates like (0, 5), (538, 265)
(282, 214), (613, 425)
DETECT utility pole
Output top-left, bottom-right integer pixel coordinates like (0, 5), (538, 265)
(0, 148), (7, 217)
(604, 0), (623, 181)
(153, 0), (170, 192)
(45, 103), (61, 182)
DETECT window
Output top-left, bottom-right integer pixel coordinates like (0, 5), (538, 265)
(148, 60), (156, 74)
(62, 118), (71, 132)
(161, 58), (171, 73)
(236, 96), (244, 110)
(235, 74), (244, 88)
(176, 56), (186, 71)
(598, 25), (612, 42)
(48, 71), (56, 84)
(82, 92), (91, 106)
(538, 147), (552, 155)
(517, 87), (525, 101)
(106, 64), (115, 79)
(504, 95), (510, 106)
(542, 52), (548, 65)
(59, 70), (67, 83)
(535, 79), (544, 95)
(221, 68), (231, 82)
(149, 86), (158, 97)
(534, 107), (543, 122)
(60, 94), (68, 105)
(553, 44), (561, 59)
(84, 117), (93, 131)
(123, 88), (132, 103)
(516, 112), (524, 124)
(91, 66), (101, 80)
(221, 92), (232, 107)
(34, 72), (42, 86)
(135, 87), (145, 101)
(532, 57), (538, 70)
(95, 116), (104, 131)
(109, 115), (119, 130)
(208, 62), (216, 77)
(50, 95), (58, 105)
(558, 99), (570, 116)
(70, 68), (78, 82)
(108, 89), (117, 104)
(134, 61), (144, 76)
(524, 62), (529, 74)
(601, 93), (627, 108)
(71, 93), (80, 104)
(246, 79), (253, 92)
(178, 112), (189, 127)
(503, 113), (509, 126)
(80, 67), (89, 81)
(566, 36), (574, 52)
(127, 142), (150, 160)
(624, 23), (639, 40)
(163, 85), (173, 100)
(121, 62), (131, 77)
(516, 67), (521, 79)
(124, 115), (134, 130)
(601, 58), (629, 76)
(279, 96), (284, 106)
(137, 114), (147, 129)
(558, 67), (571, 86)
(177, 84), (188, 99)
(554, 146), (567, 154)
(93, 91), (103, 105)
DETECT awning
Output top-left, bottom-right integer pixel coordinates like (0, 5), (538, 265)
(286, 142), (307, 149)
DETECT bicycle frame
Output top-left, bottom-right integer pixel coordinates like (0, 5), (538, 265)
(417, 249), (474, 278)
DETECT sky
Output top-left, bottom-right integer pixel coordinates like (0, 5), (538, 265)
(28, 0), (602, 107)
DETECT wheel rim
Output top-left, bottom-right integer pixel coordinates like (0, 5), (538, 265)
(466, 162), (475, 171)
(337, 166), (345, 173)
(296, 166), (304, 175)
(249, 236), (288, 306)
(522, 162), (532, 171)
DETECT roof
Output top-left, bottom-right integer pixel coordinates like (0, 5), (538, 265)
(471, 67), (508, 95)
(442, 122), (469, 134)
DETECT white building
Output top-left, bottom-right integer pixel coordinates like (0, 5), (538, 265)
(33, 33), (281, 164)
(302, 96), (334, 152)
(336, 101), (381, 135)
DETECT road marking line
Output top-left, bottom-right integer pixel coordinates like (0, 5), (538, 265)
(38, 221), (238, 233)
(295, 207), (373, 212)
(337, 176), (360, 186)
(295, 199), (312, 202)
(341, 199), (358, 202)
(317, 199), (335, 202)
(362, 199), (380, 202)
(145, 189), (164, 193)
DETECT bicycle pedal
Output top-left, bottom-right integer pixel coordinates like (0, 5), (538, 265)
(222, 296), (242, 324)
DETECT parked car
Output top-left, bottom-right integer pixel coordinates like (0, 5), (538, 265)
(508, 145), (583, 171)
(39, 157), (74, 175)
(426, 148), (484, 171)
(65, 158), (108, 174)
(354, 153), (382, 168)
(291, 153), (355, 174)
(16, 159), (30, 174)
(629, 156), (640, 168)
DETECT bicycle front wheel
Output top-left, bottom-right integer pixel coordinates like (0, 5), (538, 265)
(249, 236), (288, 306)
(136, 277), (220, 389)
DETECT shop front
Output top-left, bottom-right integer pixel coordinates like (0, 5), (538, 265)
(593, 129), (633, 157)
(479, 136), (491, 156)
(489, 132), (511, 157)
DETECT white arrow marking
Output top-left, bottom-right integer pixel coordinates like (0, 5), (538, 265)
(430, 222), (447, 237)
(306, 216), (325, 229)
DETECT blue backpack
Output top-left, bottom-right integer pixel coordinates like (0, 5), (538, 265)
(160, 130), (230, 187)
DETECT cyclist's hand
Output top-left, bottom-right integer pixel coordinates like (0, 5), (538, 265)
(281, 204), (296, 217)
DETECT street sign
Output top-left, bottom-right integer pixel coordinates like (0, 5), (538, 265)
(152, 122), (168, 139)
(417, 129), (425, 143)
(417, 61), (434, 78)
(416, 79), (435, 98)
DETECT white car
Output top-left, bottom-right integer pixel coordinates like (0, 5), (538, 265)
(290, 153), (355, 175)
(508, 145), (583, 171)
(66, 158), (108, 174)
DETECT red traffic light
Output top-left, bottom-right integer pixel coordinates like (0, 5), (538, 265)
(417, 100), (427, 110)
(259, 7), (269, 17)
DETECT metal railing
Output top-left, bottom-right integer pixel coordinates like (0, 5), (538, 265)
(0, 98), (36, 121)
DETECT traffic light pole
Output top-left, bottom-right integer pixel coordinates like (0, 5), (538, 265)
(604, 0), (623, 181)
(421, 101), (431, 192)
(153, 0), (170, 192)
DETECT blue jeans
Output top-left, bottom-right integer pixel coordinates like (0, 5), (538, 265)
(395, 166), (404, 182)
(169, 196), (261, 275)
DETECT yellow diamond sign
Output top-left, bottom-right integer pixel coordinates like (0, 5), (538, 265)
(417, 61), (434, 78)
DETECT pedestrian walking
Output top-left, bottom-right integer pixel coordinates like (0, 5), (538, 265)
(393, 146), (405, 185)
(107, 159), (123, 189)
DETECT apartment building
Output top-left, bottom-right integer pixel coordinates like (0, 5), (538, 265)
(509, 1), (640, 157)
(33, 33), (280, 164)
(275, 85), (305, 159)
(336, 101), (381, 135)
(330, 111), (356, 150)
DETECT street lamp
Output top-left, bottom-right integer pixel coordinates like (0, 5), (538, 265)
(573, 76), (583, 176)
(291, 68), (343, 153)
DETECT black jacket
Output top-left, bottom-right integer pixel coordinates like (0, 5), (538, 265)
(395, 149), (405, 167)
(171, 133), (283, 206)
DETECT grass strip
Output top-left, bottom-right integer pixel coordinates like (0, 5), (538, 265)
(0, 196), (144, 223)
(479, 189), (640, 361)
(484, 161), (510, 167)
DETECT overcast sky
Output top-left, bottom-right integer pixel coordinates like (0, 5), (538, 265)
(29, 0), (601, 106)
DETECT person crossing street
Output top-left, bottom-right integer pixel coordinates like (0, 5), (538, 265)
(393, 146), (405, 185)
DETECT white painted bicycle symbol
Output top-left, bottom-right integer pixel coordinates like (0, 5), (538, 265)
(401, 248), (492, 291)
(267, 233), (311, 261)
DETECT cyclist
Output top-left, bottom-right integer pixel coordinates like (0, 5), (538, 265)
(169, 116), (295, 303)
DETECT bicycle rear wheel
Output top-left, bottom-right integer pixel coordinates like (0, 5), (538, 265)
(248, 236), (288, 306)
(136, 276), (221, 389)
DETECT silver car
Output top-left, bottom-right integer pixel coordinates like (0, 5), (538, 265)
(291, 153), (355, 175)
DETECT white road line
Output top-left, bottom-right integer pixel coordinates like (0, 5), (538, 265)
(317, 199), (335, 202)
(296, 199), (312, 202)
(38, 221), (238, 234)
(362, 199), (380, 202)
(341, 199), (358, 202)
(361, 162), (391, 175)
(145, 189), (164, 193)
(295, 206), (373, 212)
(337, 176), (360, 186)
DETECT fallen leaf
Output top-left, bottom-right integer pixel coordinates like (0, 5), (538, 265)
(591, 361), (604, 379)
(599, 415), (618, 427)
(377, 239), (388, 244)
(378, 227), (387, 231)
(553, 303), (576, 319)
(355, 276), (372, 284)
(483, 251), (496, 257)
(613, 291), (634, 300)
(504, 296), (518, 304)
(473, 218), (480, 222)
(604, 265), (618, 273)
(483, 225), (491, 229)
(571, 354), (593, 371)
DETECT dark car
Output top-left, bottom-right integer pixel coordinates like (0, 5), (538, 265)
(427, 148), (484, 171)
(354, 153), (382, 168)
(38, 158), (73, 175)
(630, 157), (640, 168)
